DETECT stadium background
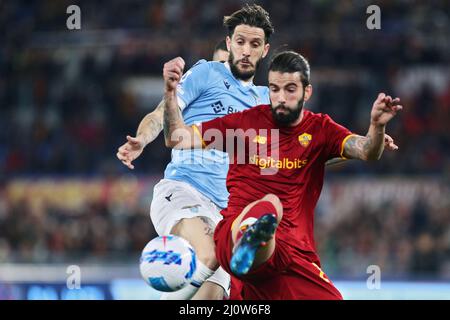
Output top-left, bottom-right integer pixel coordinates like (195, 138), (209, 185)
(0, 0), (449, 299)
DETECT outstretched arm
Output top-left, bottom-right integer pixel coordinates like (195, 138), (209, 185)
(136, 101), (165, 146)
(163, 57), (203, 150)
(116, 100), (164, 169)
(326, 133), (397, 166)
(343, 93), (402, 161)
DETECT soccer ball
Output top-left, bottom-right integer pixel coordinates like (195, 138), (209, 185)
(139, 235), (197, 292)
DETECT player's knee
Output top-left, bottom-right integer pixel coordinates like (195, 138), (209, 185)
(262, 193), (280, 204)
(262, 194), (283, 219)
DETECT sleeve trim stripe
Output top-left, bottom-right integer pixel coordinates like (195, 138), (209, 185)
(340, 134), (357, 159)
(177, 95), (187, 111)
(191, 125), (206, 148)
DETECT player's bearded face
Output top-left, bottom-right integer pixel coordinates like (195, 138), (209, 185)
(271, 93), (305, 126)
(228, 49), (262, 81)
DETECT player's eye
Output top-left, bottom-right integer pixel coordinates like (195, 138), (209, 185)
(286, 86), (297, 93)
(251, 42), (260, 48)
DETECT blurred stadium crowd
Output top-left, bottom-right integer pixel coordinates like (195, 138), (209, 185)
(0, 0), (449, 280)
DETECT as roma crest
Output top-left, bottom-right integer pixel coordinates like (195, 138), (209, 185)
(298, 133), (312, 148)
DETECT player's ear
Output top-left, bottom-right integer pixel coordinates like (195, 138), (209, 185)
(226, 36), (232, 52)
(304, 85), (313, 102)
(262, 43), (270, 58)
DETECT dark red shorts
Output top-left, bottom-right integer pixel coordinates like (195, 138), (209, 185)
(214, 217), (343, 300)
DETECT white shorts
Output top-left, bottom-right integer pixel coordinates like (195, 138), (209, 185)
(150, 179), (230, 298)
(150, 179), (223, 236)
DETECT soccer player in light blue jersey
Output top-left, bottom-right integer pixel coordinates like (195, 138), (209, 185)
(117, 4), (274, 300)
(116, 4), (398, 300)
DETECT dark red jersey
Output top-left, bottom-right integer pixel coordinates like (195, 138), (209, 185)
(195, 104), (353, 260)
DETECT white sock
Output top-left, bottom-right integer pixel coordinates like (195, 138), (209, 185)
(206, 267), (231, 299)
(160, 261), (215, 300)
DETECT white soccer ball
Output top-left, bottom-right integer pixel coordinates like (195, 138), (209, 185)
(139, 235), (197, 292)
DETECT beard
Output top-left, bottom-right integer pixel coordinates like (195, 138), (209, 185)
(271, 95), (305, 127)
(228, 50), (261, 81)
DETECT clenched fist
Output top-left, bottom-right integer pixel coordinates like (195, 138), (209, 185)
(163, 57), (185, 93)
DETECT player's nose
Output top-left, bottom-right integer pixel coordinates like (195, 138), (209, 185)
(277, 92), (286, 104)
(242, 43), (251, 57)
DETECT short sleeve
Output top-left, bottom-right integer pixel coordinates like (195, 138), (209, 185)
(321, 114), (354, 160)
(192, 111), (244, 152)
(176, 59), (209, 111)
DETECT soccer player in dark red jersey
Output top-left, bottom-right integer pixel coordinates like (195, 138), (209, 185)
(162, 51), (403, 299)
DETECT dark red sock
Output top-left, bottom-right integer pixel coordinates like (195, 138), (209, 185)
(235, 200), (278, 243)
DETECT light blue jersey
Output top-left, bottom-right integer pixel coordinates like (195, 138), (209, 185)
(163, 59), (270, 208)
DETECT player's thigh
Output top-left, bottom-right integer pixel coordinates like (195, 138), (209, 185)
(171, 216), (218, 269)
(243, 248), (342, 300)
(150, 179), (221, 269)
(243, 269), (342, 300)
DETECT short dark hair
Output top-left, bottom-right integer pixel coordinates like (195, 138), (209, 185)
(269, 51), (311, 88)
(223, 4), (274, 43)
(214, 39), (228, 53)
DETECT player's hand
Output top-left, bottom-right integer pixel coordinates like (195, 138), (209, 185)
(384, 133), (398, 151)
(163, 57), (185, 93)
(116, 135), (145, 170)
(371, 93), (403, 127)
